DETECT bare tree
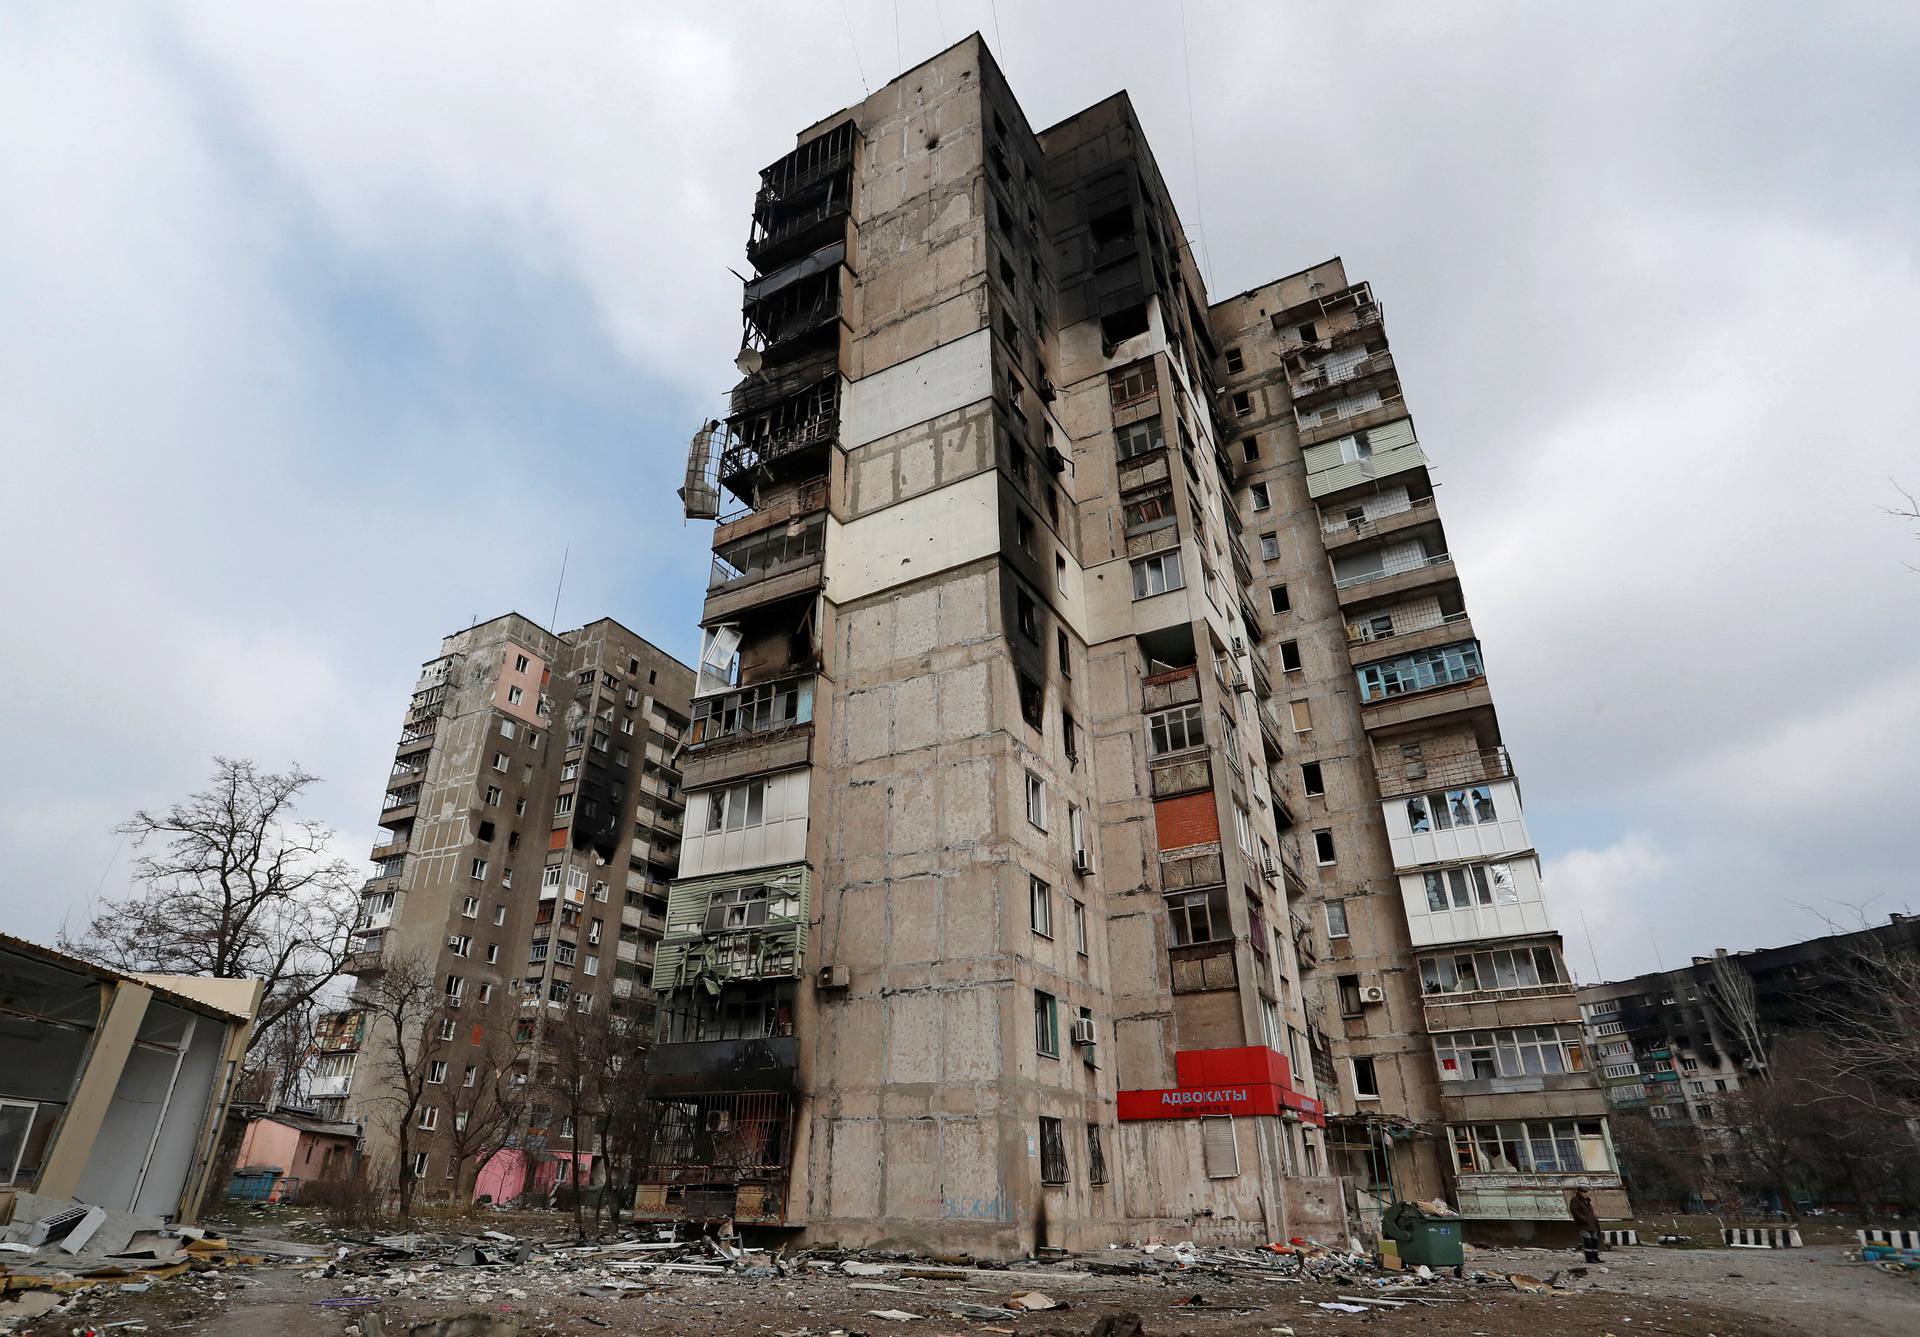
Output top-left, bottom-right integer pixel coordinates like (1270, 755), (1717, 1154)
(443, 998), (533, 1202)
(589, 1009), (653, 1232)
(1887, 480), (1920, 571)
(1706, 951), (1769, 1078)
(358, 952), (452, 1223)
(537, 1004), (604, 1240)
(64, 758), (357, 1068)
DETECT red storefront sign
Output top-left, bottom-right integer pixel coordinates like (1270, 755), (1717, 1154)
(1119, 1046), (1325, 1128)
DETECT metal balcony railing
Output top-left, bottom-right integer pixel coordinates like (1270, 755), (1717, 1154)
(1334, 552), (1453, 592)
(1291, 349), (1395, 399)
(1322, 493), (1435, 539)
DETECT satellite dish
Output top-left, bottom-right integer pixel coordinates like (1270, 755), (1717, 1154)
(734, 347), (764, 376)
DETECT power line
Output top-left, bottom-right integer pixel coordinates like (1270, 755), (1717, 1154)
(988, 0), (1004, 60)
(933, 0), (947, 45)
(839, 0), (871, 94)
(894, 0), (903, 72)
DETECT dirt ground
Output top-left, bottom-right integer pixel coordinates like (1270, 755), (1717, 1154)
(20, 1234), (1917, 1337)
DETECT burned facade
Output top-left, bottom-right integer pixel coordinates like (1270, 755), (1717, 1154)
(327, 613), (693, 1190)
(646, 33), (1610, 1250)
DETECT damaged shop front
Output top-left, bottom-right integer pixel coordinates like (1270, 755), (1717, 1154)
(0, 933), (260, 1225)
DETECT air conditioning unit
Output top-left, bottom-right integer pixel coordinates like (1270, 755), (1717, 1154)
(448, 935), (464, 949)
(1360, 985), (1386, 1005)
(1231, 637), (1245, 656)
(1260, 851), (1278, 879)
(817, 964), (850, 991)
(1073, 849), (1093, 876)
(1070, 1017), (1098, 1046)
(445, 996), (463, 1010)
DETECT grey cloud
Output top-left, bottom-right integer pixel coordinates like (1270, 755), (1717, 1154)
(1, 2), (1914, 975)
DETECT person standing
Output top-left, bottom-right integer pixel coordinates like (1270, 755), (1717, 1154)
(1569, 1186), (1603, 1263)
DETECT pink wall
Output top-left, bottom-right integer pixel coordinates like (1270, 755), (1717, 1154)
(234, 1120), (354, 1201)
(473, 1149), (593, 1205)
(493, 643), (548, 726)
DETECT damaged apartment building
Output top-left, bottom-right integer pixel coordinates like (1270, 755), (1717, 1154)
(322, 614), (693, 1191)
(638, 32), (1617, 1251)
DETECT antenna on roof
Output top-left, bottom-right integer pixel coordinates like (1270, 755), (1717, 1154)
(548, 542), (569, 633)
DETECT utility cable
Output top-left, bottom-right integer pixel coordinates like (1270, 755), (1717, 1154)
(1178, 0), (1214, 290)
(840, 0), (871, 94)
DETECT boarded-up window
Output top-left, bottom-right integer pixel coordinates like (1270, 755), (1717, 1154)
(1289, 699), (1312, 732)
(1202, 1116), (1238, 1178)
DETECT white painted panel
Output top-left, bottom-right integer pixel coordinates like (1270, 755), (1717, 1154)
(823, 472), (1091, 639)
(677, 769), (812, 878)
(841, 328), (994, 449)
(1397, 854), (1548, 948)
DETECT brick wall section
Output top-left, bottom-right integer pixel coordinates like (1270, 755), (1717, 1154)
(1153, 792), (1221, 851)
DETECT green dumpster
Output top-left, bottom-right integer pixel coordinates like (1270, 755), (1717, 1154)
(1381, 1200), (1465, 1268)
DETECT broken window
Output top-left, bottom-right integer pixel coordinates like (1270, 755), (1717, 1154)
(1231, 391), (1253, 417)
(1356, 642), (1483, 702)
(1057, 628), (1072, 677)
(1017, 589), (1038, 639)
(1115, 416), (1165, 461)
(1352, 1056), (1380, 1098)
(1313, 829), (1336, 864)
(1224, 347), (1244, 374)
(1301, 761), (1324, 796)
(1337, 973), (1364, 1017)
(1147, 703), (1205, 756)
(1165, 886), (1230, 946)
(1242, 435), (1260, 462)
(1018, 674), (1044, 730)
(1279, 639), (1302, 672)
(1249, 482), (1271, 512)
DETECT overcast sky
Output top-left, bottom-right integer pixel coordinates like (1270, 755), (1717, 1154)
(3, 2), (1915, 983)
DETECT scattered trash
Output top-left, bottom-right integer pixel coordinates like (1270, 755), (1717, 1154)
(1007, 1290), (1062, 1311)
(1508, 1273), (1550, 1292)
(865, 1308), (924, 1321)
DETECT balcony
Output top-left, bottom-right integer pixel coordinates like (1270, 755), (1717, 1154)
(741, 243), (846, 369)
(1376, 746), (1513, 800)
(720, 381), (837, 500)
(370, 834), (409, 863)
(309, 1070), (355, 1099)
(1258, 698), (1287, 760)
(704, 516), (826, 623)
(1357, 641), (1489, 728)
(1333, 552), (1454, 605)
(1291, 348), (1396, 404)
(346, 942), (387, 975)
(1423, 982), (1578, 1035)
(748, 190), (852, 274)
(1305, 438), (1428, 501)
(395, 725), (435, 758)
(1347, 610), (1471, 660)
(1321, 493), (1436, 550)
(682, 674), (818, 790)
(379, 785), (421, 827)
(1297, 393), (1410, 450)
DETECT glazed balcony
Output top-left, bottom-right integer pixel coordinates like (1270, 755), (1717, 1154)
(681, 673), (817, 791)
(378, 784), (421, 827)
(703, 515), (826, 623)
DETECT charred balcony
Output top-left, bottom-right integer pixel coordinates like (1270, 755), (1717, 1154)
(704, 513), (826, 624)
(633, 1089), (793, 1225)
(719, 378), (837, 502)
(740, 242), (848, 371)
(748, 145), (853, 273)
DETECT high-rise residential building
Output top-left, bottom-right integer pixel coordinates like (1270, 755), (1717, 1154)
(1211, 266), (1624, 1232)
(645, 33), (1612, 1251)
(318, 613), (693, 1189)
